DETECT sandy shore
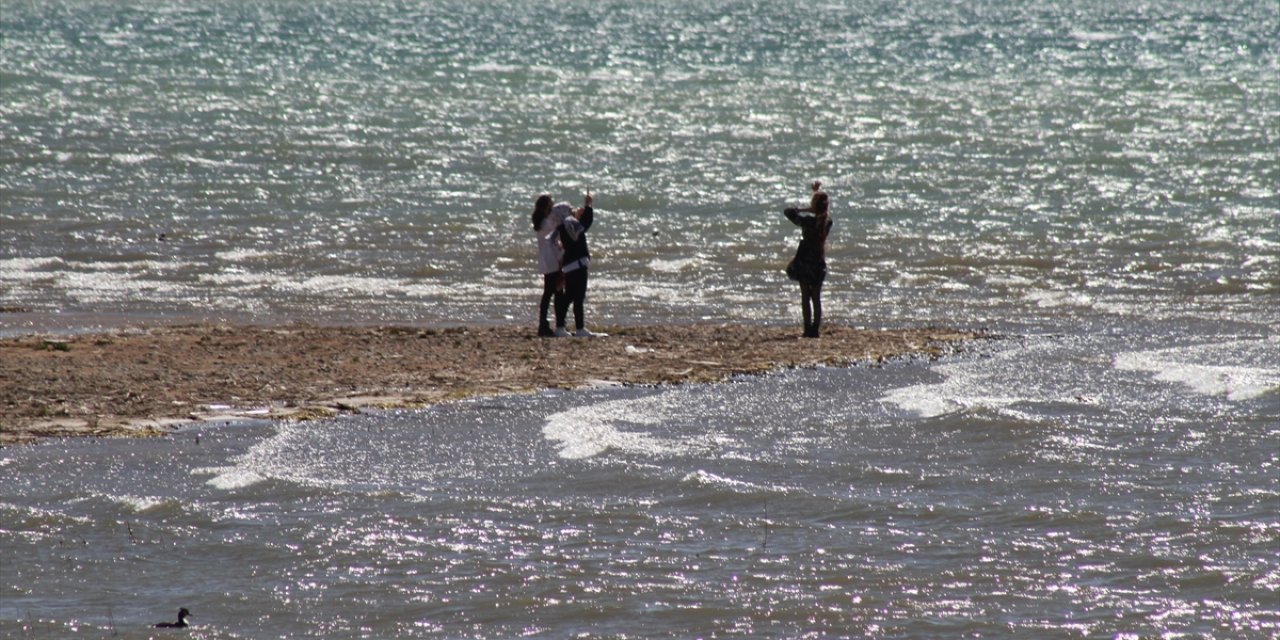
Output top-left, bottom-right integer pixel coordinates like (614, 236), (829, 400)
(0, 323), (981, 445)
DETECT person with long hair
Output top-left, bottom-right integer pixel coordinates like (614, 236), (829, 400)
(784, 181), (833, 338)
(531, 194), (565, 337)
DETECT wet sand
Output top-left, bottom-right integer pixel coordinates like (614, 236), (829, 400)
(1, 323), (980, 445)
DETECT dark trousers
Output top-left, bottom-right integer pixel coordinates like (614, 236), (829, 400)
(800, 282), (823, 338)
(555, 268), (588, 330)
(539, 273), (563, 330)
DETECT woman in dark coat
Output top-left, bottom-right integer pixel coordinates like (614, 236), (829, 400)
(784, 181), (833, 338)
(555, 190), (597, 337)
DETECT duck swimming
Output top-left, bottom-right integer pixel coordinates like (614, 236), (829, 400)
(153, 608), (190, 628)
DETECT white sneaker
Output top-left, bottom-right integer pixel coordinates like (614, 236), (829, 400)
(554, 327), (570, 337)
(574, 328), (606, 338)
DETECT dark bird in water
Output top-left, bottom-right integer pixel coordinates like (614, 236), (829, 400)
(154, 608), (190, 628)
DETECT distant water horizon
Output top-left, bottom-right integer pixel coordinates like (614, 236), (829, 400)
(2, 0), (1277, 637)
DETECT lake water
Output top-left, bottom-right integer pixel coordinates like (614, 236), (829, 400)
(2, 0), (1278, 637)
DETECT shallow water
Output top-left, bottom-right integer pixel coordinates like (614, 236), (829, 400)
(3, 329), (1277, 638)
(2, 0), (1278, 637)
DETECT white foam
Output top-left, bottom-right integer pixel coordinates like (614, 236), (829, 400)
(878, 340), (1059, 418)
(215, 248), (278, 262)
(587, 66), (640, 83)
(880, 386), (958, 417)
(891, 271), (932, 286)
(112, 152), (158, 165)
(64, 259), (177, 272)
(680, 469), (778, 493)
(1070, 30), (1126, 43)
(985, 273), (1035, 288)
(114, 494), (166, 512)
(542, 394), (701, 460)
(195, 465), (268, 490)
(589, 277), (700, 305)
(199, 271), (277, 286)
(726, 125), (770, 141)
(1024, 287), (1095, 309)
(880, 378), (1022, 418)
(468, 62), (520, 74)
(196, 271), (457, 300)
(0, 502), (93, 526)
(48, 71), (98, 84)
(58, 270), (147, 301)
(1115, 338), (1280, 401)
(543, 405), (663, 460)
(176, 153), (237, 168)
(275, 274), (452, 298)
(0, 256), (64, 273)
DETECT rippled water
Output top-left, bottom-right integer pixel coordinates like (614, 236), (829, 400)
(3, 329), (1278, 638)
(2, 0), (1278, 637)
(2, 0), (1276, 331)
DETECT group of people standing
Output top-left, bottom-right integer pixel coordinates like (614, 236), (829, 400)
(530, 181), (832, 338)
(532, 191), (599, 338)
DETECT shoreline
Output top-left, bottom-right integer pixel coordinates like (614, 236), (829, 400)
(1, 323), (982, 445)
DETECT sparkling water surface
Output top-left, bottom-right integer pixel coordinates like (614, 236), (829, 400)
(2, 0), (1275, 331)
(2, 0), (1278, 637)
(3, 330), (1277, 638)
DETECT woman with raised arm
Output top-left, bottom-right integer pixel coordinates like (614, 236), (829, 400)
(784, 181), (833, 338)
(554, 190), (599, 337)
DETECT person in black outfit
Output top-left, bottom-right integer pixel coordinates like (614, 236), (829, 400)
(784, 181), (833, 338)
(554, 190), (598, 337)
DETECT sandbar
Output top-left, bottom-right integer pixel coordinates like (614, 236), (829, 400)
(1, 323), (981, 445)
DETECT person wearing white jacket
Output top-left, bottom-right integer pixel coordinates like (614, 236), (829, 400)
(531, 195), (568, 337)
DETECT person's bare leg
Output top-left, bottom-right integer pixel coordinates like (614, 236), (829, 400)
(800, 283), (814, 337)
(810, 284), (823, 338)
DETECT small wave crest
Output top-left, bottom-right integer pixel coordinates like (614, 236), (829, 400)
(880, 377), (1024, 419)
(681, 469), (760, 491)
(194, 465), (268, 490)
(112, 494), (170, 512)
(1115, 338), (1280, 401)
(0, 501), (93, 530)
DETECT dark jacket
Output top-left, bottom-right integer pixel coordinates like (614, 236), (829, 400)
(785, 208), (832, 284)
(559, 206), (594, 272)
